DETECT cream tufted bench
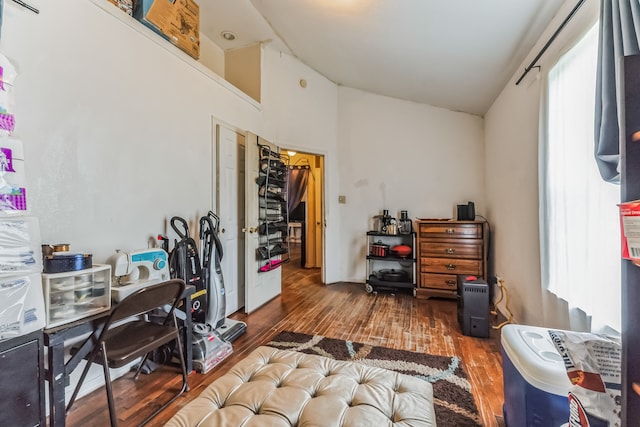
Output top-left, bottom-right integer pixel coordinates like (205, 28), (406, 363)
(166, 346), (437, 427)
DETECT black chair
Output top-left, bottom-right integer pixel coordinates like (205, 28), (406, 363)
(66, 279), (189, 427)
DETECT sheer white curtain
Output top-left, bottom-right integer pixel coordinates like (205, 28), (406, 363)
(541, 23), (621, 333)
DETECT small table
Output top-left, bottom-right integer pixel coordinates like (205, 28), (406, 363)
(288, 222), (302, 243)
(43, 285), (194, 427)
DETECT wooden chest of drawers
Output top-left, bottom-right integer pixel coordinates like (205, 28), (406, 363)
(416, 220), (488, 299)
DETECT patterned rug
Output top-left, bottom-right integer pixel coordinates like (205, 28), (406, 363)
(268, 331), (482, 427)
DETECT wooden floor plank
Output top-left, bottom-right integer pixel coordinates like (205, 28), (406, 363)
(64, 244), (505, 426)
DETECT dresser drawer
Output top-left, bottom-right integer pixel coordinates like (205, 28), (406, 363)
(419, 241), (482, 259)
(420, 257), (482, 275)
(418, 222), (482, 239)
(420, 273), (458, 290)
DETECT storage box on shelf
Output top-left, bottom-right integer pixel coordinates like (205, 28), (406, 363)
(416, 219), (488, 299)
(0, 216), (46, 341)
(41, 264), (111, 328)
(134, 0), (200, 59)
(365, 231), (416, 296)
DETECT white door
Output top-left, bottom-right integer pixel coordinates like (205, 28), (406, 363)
(216, 124), (244, 314)
(244, 132), (282, 313)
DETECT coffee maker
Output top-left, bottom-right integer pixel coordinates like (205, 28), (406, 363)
(374, 209), (393, 233)
(398, 210), (412, 234)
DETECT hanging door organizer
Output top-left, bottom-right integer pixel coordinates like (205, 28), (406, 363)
(257, 144), (290, 272)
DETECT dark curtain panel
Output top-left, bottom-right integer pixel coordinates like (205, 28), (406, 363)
(595, 0), (640, 183)
(287, 166), (309, 215)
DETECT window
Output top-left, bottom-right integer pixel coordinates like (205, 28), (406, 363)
(541, 23), (621, 333)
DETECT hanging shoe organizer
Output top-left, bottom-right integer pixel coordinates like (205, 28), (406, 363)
(256, 143), (290, 272)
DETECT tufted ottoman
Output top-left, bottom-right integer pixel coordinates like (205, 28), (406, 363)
(166, 346), (437, 427)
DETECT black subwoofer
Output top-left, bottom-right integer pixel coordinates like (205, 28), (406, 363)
(457, 276), (490, 338)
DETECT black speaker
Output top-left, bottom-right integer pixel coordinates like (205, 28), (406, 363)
(457, 276), (490, 338)
(457, 201), (475, 220)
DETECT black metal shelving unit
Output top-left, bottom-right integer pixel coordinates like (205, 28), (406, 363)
(365, 231), (416, 296)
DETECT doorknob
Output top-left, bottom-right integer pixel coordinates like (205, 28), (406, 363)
(242, 227), (256, 233)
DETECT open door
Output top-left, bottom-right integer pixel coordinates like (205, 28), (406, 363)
(215, 123), (245, 314)
(244, 132), (283, 313)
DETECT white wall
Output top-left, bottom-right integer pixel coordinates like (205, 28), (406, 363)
(337, 87), (485, 282)
(484, 0), (599, 326)
(0, 1), (340, 269)
(260, 49), (341, 283)
(199, 33), (225, 77)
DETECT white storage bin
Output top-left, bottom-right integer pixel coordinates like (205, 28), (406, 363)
(0, 216), (42, 274)
(42, 264), (111, 328)
(0, 273), (46, 340)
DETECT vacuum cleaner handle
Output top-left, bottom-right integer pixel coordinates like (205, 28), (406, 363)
(170, 216), (190, 240)
(199, 215), (214, 269)
(207, 211), (224, 261)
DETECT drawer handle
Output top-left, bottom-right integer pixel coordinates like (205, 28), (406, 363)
(445, 248), (455, 254)
(446, 264), (456, 270)
(445, 228), (455, 234)
(445, 280), (456, 286)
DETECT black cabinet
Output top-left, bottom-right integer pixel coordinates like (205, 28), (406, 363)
(365, 231), (416, 296)
(621, 54), (640, 424)
(0, 330), (45, 427)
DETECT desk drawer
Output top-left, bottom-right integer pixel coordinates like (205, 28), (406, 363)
(420, 257), (482, 275)
(420, 273), (458, 291)
(418, 223), (482, 239)
(420, 241), (481, 259)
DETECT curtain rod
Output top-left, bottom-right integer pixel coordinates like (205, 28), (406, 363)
(515, 0), (586, 85)
(10, 0), (39, 14)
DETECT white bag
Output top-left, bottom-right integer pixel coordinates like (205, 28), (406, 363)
(549, 329), (621, 427)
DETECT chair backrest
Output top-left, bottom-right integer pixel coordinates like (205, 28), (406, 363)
(107, 279), (186, 325)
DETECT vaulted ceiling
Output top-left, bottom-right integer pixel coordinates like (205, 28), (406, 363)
(199, 0), (568, 116)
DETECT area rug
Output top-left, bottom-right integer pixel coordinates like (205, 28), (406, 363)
(268, 331), (482, 427)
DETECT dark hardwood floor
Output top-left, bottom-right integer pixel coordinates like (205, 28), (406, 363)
(65, 244), (505, 426)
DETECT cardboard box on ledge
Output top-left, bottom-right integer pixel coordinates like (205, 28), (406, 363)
(108, 0), (133, 16)
(135, 0), (200, 60)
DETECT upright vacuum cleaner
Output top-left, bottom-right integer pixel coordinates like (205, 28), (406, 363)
(167, 214), (236, 374)
(200, 211), (247, 342)
(169, 216), (207, 324)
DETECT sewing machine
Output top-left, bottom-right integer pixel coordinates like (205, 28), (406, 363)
(108, 248), (170, 302)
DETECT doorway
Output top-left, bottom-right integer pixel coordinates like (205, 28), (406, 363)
(281, 150), (324, 276)
(214, 118), (326, 315)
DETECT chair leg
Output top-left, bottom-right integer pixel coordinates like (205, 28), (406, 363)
(138, 334), (189, 426)
(66, 351), (98, 413)
(100, 342), (118, 427)
(132, 353), (151, 380)
(174, 332), (190, 393)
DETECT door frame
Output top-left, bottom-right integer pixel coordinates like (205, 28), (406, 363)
(281, 146), (327, 284)
(212, 119), (329, 313)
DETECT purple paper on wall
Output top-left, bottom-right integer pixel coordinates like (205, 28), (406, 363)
(0, 147), (15, 172)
